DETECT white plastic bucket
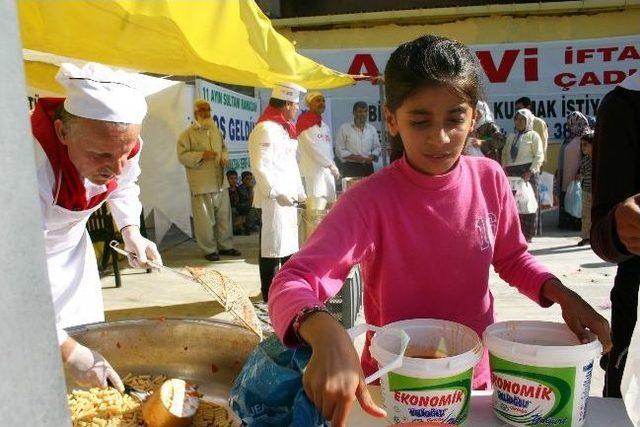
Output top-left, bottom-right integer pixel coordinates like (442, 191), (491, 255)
(483, 321), (602, 427)
(353, 319), (483, 425)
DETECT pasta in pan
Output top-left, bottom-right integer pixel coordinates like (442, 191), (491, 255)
(67, 374), (233, 427)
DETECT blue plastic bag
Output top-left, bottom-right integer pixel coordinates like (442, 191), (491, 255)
(564, 180), (582, 218)
(229, 336), (328, 426)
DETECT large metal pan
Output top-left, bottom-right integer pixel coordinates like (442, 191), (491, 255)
(65, 318), (260, 408)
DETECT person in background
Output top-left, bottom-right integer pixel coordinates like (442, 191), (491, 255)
(502, 109), (545, 242)
(467, 100), (505, 163)
(268, 35), (611, 426)
(590, 72), (640, 399)
(227, 169), (245, 235)
(239, 171), (259, 233)
(296, 91), (340, 211)
(515, 96), (549, 162)
(178, 99), (241, 261)
(32, 63), (163, 392)
(335, 101), (382, 177)
(558, 111), (591, 230)
(248, 82), (307, 302)
(576, 132), (594, 246)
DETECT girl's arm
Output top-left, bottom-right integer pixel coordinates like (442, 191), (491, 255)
(267, 194), (383, 426)
(492, 170), (611, 351)
(268, 194), (374, 345)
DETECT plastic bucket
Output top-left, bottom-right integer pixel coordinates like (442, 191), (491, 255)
(483, 321), (602, 427)
(361, 319), (483, 425)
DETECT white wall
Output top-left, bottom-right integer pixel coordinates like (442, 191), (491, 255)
(0, 2), (70, 424)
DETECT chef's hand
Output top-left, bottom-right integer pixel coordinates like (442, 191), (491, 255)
(329, 164), (341, 180)
(299, 312), (386, 427)
(202, 150), (217, 161)
(61, 338), (124, 392)
(615, 194), (640, 255)
(121, 225), (162, 269)
(542, 279), (612, 352)
(275, 193), (295, 207)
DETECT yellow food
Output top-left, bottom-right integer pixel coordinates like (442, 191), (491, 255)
(67, 374), (233, 427)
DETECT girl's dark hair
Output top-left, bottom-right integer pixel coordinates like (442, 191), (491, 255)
(385, 35), (483, 161)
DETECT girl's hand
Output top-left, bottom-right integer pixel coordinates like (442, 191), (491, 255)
(299, 312), (386, 426)
(542, 279), (612, 352)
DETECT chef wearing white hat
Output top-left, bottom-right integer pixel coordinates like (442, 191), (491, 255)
(248, 82), (307, 302)
(30, 62), (162, 391)
(296, 91), (340, 211)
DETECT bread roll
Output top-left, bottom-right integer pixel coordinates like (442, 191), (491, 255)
(142, 378), (200, 427)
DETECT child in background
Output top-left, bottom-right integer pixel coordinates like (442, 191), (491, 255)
(267, 35), (612, 427)
(577, 131), (594, 246)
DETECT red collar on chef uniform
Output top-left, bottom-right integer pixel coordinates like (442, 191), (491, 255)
(30, 98), (141, 211)
(295, 111), (322, 135)
(257, 105), (297, 139)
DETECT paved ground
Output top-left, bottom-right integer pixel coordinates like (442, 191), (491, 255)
(101, 211), (616, 395)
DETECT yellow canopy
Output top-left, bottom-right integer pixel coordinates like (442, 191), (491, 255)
(18, 0), (354, 90)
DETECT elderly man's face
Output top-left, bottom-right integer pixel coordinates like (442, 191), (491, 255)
(195, 103), (212, 122)
(308, 96), (325, 115)
(354, 106), (368, 126)
(55, 117), (140, 185)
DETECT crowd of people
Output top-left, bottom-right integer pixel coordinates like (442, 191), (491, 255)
(175, 52), (635, 423)
(28, 33), (638, 427)
(259, 35), (638, 426)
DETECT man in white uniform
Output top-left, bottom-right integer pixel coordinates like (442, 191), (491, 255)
(296, 91), (340, 211)
(335, 101), (382, 177)
(248, 83), (306, 302)
(178, 99), (240, 261)
(32, 63), (162, 391)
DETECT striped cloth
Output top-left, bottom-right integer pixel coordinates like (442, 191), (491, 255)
(579, 154), (592, 192)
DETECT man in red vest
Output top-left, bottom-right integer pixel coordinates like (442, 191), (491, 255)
(32, 63), (162, 391)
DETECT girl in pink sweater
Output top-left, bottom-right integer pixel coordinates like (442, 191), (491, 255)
(268, 35), (611, 426)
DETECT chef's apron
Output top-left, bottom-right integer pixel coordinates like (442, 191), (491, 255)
(260, 135), (300, 259)
(45, 196), (104, 330)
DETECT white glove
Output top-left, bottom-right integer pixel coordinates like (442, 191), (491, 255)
(329, 164), (341, 180)
(65, 342), (124, 392)
(121, 225), (162, 269)
(275, 193), (295, 207)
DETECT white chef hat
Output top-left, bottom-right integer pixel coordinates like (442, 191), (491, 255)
(304, 91), (324, 107)
(56, 62), (148, 124)
(271, 82), (306, 103)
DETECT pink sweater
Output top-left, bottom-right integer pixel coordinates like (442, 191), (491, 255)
(268, 155), (555, 388)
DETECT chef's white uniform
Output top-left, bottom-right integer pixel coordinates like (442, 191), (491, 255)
(34, 140), (142, 344)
